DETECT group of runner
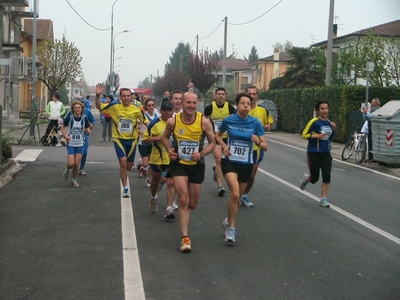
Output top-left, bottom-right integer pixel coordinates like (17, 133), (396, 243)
(59, 82), (336, 253)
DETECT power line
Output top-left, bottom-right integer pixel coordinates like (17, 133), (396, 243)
(228, 0), (283, 26)
(199, 20), (224, 39)
(65, 0), (110, 31)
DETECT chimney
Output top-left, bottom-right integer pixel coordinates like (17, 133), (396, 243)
(273, 47), (279, 61)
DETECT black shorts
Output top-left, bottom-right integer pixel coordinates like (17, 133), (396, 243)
(138, 144), (152, 157)
(221, 159), (253, 183)
(168, 160), (205, 184)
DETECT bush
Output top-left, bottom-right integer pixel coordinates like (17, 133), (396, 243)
(1, 137), (13, 162)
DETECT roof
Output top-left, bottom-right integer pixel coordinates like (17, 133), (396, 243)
(23, 19), (54, 40)
(312, 19), (400, 47)
(258, 52), (292, 63)
(218, 58), (250, 71)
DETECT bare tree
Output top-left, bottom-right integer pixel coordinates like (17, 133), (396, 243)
(37, 36), (82, 98)
(189, 49), (218, 97)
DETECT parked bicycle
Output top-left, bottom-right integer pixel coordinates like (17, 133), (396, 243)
(341, 123), (367, 163)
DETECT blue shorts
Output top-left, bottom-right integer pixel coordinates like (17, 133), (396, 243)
(114, 138), (137, 162)
(149, 164), (169, 173)
(252, 149), (264, 164)
(66, 144), (84, 155)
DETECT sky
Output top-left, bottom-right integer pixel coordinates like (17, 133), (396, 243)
(34, 0), (400, 88)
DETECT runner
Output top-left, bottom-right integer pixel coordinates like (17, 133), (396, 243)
(61, 100), (91, 187)
(162, 92), (216, 253)
(95, 84), (147, 198)
(142, 101), (174, 215)
(204, 87), (235, 196)
(216, 92), (268, 242)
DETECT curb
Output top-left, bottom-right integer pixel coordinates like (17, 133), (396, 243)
(0, 158), (23, 189)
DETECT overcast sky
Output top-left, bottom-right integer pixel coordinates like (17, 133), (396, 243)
(35, 0), (399, 88)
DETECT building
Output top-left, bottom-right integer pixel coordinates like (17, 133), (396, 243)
(312, 19), (400, 86)
(216, 57), (251, 90)
(0, 0), (33, 120)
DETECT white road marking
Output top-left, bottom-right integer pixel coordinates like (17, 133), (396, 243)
(257, 167), (400, 245)
(120, 180), (145, 300)
(14, 149), (43, 162)
(269, 139), (400, 181)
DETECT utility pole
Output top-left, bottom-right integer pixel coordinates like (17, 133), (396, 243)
(196, 35), (199, 56)
(222, 16), (227, 88)
(30, 0), (38, 137)
(325, 0), (334, 86)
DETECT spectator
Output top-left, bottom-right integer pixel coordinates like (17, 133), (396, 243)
(363, 98), (381, 162)
(45, 92), (65, 146)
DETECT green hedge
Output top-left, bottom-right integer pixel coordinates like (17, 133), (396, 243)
(260, 86), (400, 142)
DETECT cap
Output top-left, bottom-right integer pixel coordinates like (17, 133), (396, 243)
(161, 101), (173, 110)
(130, 88), (135, 94)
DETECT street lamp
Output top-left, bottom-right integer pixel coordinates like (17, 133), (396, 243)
(110, 29), (129, 94)
(365, 62), (375, 108)
(109, 0), (120, 94)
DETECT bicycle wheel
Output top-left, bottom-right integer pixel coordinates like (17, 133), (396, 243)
(341, 139), (354, 160)
(355, 137), (366, 163)
(40, 135), (52, 146)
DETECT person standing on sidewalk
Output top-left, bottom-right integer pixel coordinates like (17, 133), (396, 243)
(95, 84), (147, 198)
(216, 93), (267, 243)
(240, 85), (273, 207)
(162, 92), (216, 253)
(299, 100), (337, 207)
(204, 87), (235, 197)
(61, 101), (91, 187)
(45, 92), (65, 145)
(363, 98), (380, 162)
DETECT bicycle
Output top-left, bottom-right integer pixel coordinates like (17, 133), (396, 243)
(341, 123), (367, 163)
(40, 125), (66, 146)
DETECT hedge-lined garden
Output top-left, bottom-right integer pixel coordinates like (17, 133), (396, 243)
(259, 86), (400, 143)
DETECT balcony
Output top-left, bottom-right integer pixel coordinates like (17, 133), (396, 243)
(0, 0), (29, 6)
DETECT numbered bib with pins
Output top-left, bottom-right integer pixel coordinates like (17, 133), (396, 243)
(178, 140), (199, 161)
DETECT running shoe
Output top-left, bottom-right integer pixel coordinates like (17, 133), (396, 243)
(78, 170), (87, 176)
(299, 173), (309, 190)
(172, 200), (179, 210)
(123, 187), (129, 198)
(319, 198), (330, 207)
(163, 206), (175, 220)
(145, 179), (151, 187)
(131, 165), (136, 172)
(212, 165), (216, 182)
(62, 169), (69, 180)
(71, 179), (79, 188)
(222, 217), (229, 237)
(225, 228), (236, 242)
(217, 186), (226, 197)
(241, 194), (254, 207)
(180, 236), (191, 253)
(150, 197), (158, 213)
(138, 167), (147, 178)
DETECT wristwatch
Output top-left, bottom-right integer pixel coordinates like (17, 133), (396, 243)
(201, 152), (205, 158)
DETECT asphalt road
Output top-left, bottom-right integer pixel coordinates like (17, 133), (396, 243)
(1, 118), (399, 300)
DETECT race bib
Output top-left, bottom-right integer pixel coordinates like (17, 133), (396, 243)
(214, 120), (222, 133)
(69, 128), (83, 147)
(229, 140), (251, 162)
(119, 119), (132, 132)
(178, 140), (199, 161)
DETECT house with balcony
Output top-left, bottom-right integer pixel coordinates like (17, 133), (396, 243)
(0, 0), (33, 120)
(21, 18), (54, 113)
(247, 48), (291, 92)
(312, 19), (400, 86)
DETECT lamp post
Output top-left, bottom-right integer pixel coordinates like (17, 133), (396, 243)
(110, 29), (129, 94)
(109, 0), (120, 94)
(365, 62), (375, 108)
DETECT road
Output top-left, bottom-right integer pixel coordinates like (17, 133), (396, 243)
(1, 122), (399, 300)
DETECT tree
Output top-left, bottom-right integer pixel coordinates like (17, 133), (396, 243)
(164, 42), (192, 76)
(103, 72), (120, 95)
(334, 33), (400, 87)
(189, 49), (218, 97)
(272, 40), (293, 52)
(247, 45), (259, 63)
(281, 47), (326, 88)
(36, 36), (82, 98)
(152, 69), (190, 98)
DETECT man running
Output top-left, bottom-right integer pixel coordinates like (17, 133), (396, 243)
(204, 87), (235, 196)
(240, 85), (273, 207)
(95, 84), (147, 198)
(162, 92), (215, 253)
